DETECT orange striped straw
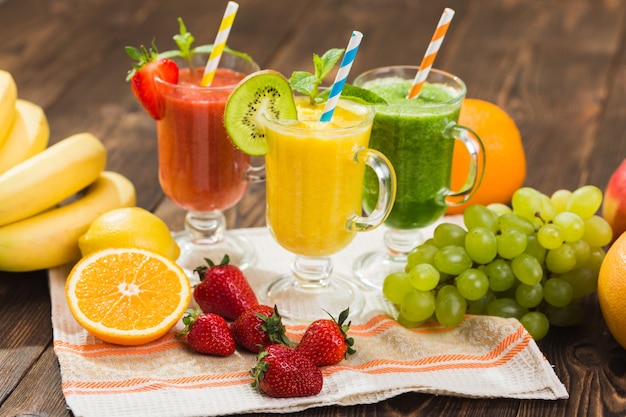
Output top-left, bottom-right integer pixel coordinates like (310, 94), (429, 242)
(200, 1), (239, 86)
(407, 7), (455, 99)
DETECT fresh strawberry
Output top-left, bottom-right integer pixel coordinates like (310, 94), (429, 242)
(193, 255), (259, 321)
(126, 42), (179, 120)
(295, 308), (355, 366)
(178, 309), (235, 356)
(250, 344), (323, 398)
(230, 304), (290, 353)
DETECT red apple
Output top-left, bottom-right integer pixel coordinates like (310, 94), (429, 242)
(603, 159), (626, 243)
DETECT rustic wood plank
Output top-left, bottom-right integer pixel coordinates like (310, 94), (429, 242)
(0, 345), (70, 417)
(1, 0), (626, 416)
(0, 270), (51, 404)
(0, 0), (158, 107)
(435, 0), (626, 193)
(587, 18), (626, 186)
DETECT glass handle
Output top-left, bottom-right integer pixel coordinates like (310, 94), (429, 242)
(245, 157), (266, 183)
(445, 123), (485, 206)
(348, 147), (396, 232)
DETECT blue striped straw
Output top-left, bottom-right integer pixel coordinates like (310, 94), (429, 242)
(320, 30), (363, 122)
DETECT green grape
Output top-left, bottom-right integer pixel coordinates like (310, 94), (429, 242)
(409, 263), (440, 291)
(543, 277), (573, 307)
(455, 268), (489, 301)
(551, 189), (572, 213)
(524, 234), (547, 264)
(571, 239), (591, 268)
(485, 259), (516, 292)
(464, 227), (497, 264)
(583, 246), (606, 273)
(498, 213), (536, 235)
(397, 312), (428, 328)
(406, 243), (439, 270)
(566, 185), (603, 219)
(538, 193), (557, 223)
(433, 245), (473, 275)
(487, 203), (512, 217)
(546, 243), (576, 274)
(464, 204), (499, 232)
(515, 282), (544, 308)
(511, 253), (544, 285)
(435, 285), (467, 327)
(486, 298), (528, 319)
(553, 211), (585, 242)
(433, 223), (467, 248)
(537, 224), (563, 250)
(520, 311), (550, 340)
(511, 187), (543, 221)
(583, 215), (613, 247)
(467, 291), (496, 315)
(401, 289), (436, 322)
(438, 271), (453, 284)
(542, 303), (584, 327)
(560, 268), (597, 299)
(383, 271), (412, 304)
(497, 227), (528, 259)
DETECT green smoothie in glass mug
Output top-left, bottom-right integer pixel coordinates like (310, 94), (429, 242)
(352, 67), (485, 289)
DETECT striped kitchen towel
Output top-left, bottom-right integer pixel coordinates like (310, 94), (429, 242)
(50, 219), (568, 417)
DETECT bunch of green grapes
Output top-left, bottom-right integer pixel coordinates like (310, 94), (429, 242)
(382, 185), (613, 340)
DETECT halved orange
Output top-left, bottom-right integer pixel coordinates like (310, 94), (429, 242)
(65, 248), (191, 345)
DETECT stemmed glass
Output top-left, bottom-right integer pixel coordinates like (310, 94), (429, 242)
(154, 52), (261, 276)
(260, 97), (396, 322)
(352, 67), (485, 289)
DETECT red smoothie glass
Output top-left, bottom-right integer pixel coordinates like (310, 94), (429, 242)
(155, 52), (260, 275)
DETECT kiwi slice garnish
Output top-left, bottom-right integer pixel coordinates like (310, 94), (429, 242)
(225, 70), (297, 156)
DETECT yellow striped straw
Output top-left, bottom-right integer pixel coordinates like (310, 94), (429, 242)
(200, 1), (239, 86)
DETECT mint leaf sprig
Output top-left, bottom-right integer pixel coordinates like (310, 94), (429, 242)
(290, 49), (344, 105)
(126, 17), (254, 80)
(289, 48), (387, 105)
(162, 18), (254, 68)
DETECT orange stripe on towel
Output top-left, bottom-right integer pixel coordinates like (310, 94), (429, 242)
(62, 371), (253, 396)
(54, 334), (182, 357)
(61, 323), (531, 397)
(323, 324), (531, 377)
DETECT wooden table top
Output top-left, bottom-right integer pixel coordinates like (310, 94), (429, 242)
(2, 0), (626, 415)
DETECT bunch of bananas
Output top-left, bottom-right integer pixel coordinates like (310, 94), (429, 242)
(0, 70), (137, 272)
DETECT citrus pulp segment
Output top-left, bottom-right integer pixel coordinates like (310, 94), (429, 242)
(65, 248), (191, 345)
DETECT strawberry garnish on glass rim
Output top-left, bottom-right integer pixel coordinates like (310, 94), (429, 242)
(125, 18), (255, 120)
(125, 41), (179, 120)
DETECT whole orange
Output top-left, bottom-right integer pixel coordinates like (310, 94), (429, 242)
(447, 99), (526, 215)
(598, 231), (626, 349)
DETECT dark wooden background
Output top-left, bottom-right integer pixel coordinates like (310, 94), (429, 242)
(1, 0), (626, 416)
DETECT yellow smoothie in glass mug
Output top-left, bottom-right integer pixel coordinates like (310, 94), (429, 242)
(224, 70), (395, 323)
(264, 97), (373, 257)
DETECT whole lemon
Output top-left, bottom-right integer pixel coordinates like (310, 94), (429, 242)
(78, 207), (180, 260)
(598, 231), (626, 349)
